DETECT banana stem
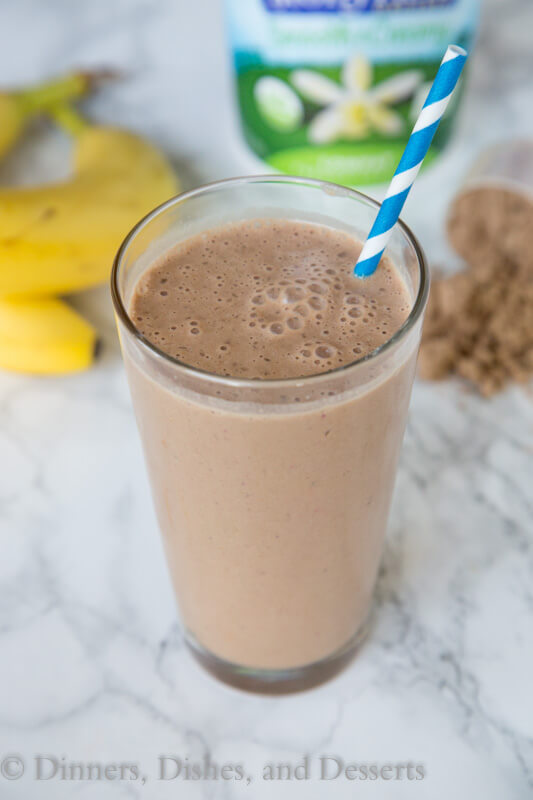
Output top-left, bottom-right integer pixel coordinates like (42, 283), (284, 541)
(48, 104), (89, 136)
(14, 70), (118, 116)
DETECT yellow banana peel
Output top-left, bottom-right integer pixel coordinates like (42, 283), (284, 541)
(0, 103), (178, 375)
(0, 296), (99, 375)
(0, 112), (179, 297)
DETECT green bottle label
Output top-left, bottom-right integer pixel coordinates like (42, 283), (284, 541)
(226, 0), (479, 185)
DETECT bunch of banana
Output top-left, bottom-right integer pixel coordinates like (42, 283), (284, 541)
(0, 104), (178, 375)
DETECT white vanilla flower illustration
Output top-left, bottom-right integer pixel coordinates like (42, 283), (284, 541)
(291, 55), (422, 144)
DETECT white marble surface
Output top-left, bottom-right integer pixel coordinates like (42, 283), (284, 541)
(0, 0), (532, 798)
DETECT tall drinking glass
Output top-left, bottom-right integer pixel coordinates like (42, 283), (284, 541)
(111, 176), (429, 692)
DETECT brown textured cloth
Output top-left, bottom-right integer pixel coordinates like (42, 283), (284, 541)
(419, 187), (533, 396)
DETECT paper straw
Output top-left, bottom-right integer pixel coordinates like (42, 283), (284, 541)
(354, 44), (468, 278)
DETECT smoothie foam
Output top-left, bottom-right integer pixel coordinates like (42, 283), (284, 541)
(131, 219), (410, 379)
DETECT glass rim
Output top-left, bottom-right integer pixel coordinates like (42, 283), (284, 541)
(111, 174), (429, 389)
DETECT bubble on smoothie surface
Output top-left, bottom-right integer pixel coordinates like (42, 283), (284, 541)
(130, 219), (411, 380)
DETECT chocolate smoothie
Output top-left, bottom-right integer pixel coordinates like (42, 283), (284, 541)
(125, 219), (416, 671)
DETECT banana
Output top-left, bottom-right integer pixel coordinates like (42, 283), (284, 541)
(0, 72), (102, 160)
(0, 296), (98, 374)
(0, 108), (179, 297)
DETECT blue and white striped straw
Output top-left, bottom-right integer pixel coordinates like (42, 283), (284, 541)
(355, 45), (468, 278)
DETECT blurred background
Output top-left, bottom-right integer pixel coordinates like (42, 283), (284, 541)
(0, 1), (532, 798)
